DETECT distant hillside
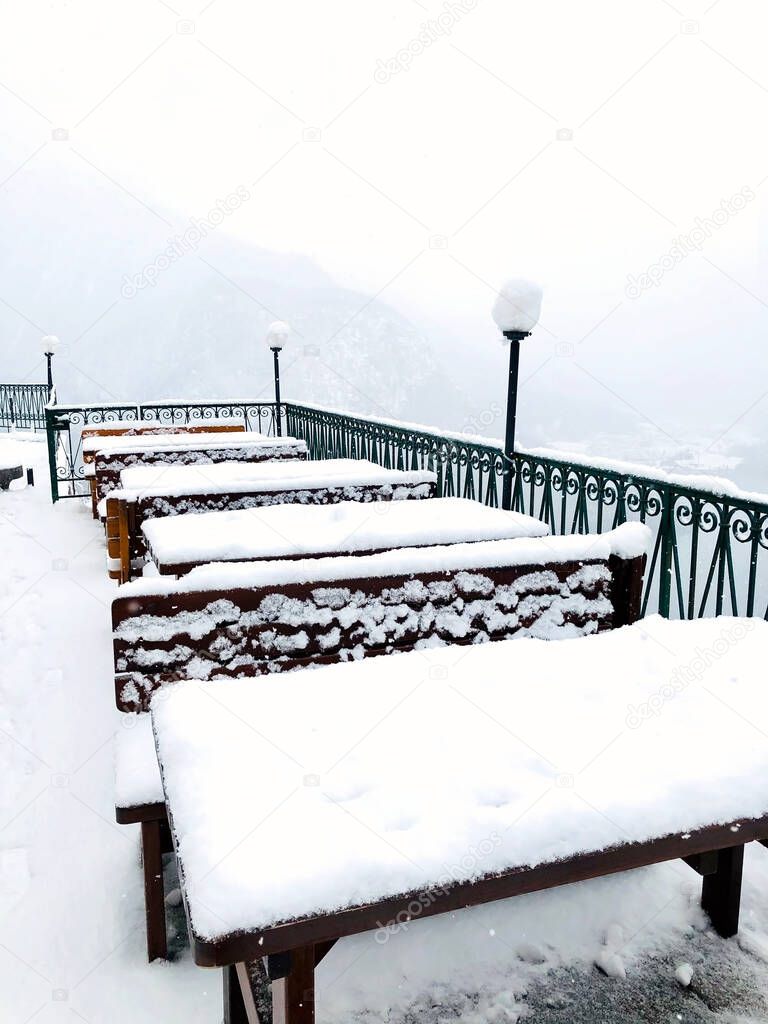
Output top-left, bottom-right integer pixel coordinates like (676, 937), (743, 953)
(0, 158), (466, 425)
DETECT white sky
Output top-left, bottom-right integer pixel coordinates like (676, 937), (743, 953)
(1, 0), (767, 454)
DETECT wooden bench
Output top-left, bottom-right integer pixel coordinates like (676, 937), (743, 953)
(112, 523), (648, 961)
(81, 423), (246, 518)
(0, 464), (23, 490)
(149, 615), (768, 1022)
(104, 459), (437, 583)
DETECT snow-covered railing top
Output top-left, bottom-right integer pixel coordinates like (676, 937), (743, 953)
(284, 403), (768, 621)
(519, 445), (768, 508)
(141, 496), (551, 574)
(48, 396), (767, 506)
(49, 397), (275, 412)
(287, 400), (768, 506)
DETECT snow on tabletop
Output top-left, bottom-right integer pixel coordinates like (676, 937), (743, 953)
(82, 429), (265, 453)
(119, 522), (650, 598)
(115, 458), (437, 499)
(86, 432), (303, 457)
(142, 497), (550, 567)
(114, 713), (162, 809)
(80, 416), (251, 434)
(492, 278), (543, 334)
(151, 615), (768, 940)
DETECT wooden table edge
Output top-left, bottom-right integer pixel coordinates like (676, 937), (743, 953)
(188, 814), (768, 967)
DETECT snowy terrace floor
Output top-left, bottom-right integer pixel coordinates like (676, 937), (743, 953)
(4, 434), (768, 1024)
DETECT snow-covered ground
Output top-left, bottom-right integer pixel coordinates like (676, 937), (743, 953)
(0, 435), (213, 1024)
(4, 433), (768, 1023)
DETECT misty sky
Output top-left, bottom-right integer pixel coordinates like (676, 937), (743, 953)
(1, 0), (767, 478)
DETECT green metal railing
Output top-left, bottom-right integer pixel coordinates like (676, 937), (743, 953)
(44, 398), (768, 621)
(45, 400), (282, 501)
(1, 383), (50, 430)
(284, 403), (768, 621)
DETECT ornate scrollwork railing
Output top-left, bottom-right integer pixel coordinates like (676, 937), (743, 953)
(45, 400), (281, 502)
(44, 398), (768, 620)
(0, 383), (50, 430)
(284, 403), (768, 620)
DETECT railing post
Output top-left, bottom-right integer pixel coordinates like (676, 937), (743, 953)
(715, 503), (730, 617)
(657, 485), (676, 618)
(45, 404), (60, 503)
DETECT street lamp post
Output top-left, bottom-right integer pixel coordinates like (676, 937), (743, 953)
(500, 328), (528, 510)
(41, 335), (59, 398)
(266, 321), (289, 436)
(491, 279), (543, 510)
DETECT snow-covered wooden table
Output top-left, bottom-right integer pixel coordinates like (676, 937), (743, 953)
(113, 522), (648, 962)
(142, 496), (550, 575)
(81, 427), (262, 459)
(113, 522), (649, 712)
(104, 458), (436, 582)
(88, 430), (307, 501)
(151, 616), (768, 1021)
(81, 421), (246, 516)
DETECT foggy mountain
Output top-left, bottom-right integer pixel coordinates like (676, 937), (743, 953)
(1, 157), (766, 491)
(0, 159), (467, 426)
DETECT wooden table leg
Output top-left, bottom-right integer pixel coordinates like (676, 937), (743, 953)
(141, 819), (167, 961)
(223, 964), (248, 1024)
(702, 844), (744, 938)
(224, 962), (270, 1024)
(118, 500), (131, 584)
(272, 945), (315, 1024)
(683, 850), (719, 875)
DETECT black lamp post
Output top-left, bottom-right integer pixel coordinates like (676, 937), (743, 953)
(501, 329), (530, 510)
(266, 321), (289, 436)
(41, 335), (59, 398)
(492, 279), (543, 511)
